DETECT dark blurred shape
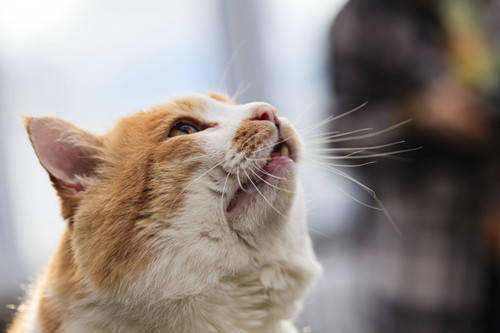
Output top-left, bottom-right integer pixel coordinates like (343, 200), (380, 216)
(329, 0), (500, 332)
(0, 77), (26, 332)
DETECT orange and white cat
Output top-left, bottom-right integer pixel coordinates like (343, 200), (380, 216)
(8, 93), (321, 333)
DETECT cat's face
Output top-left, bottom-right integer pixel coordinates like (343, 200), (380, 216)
(27, 93), (304, 297)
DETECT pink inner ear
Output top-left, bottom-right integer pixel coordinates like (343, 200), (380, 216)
(29, 119), (98, 191)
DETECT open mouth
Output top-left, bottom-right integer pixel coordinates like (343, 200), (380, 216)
(226, 139), (294, 214)
(264, 140), (294, 174)
(269, 141), (291, 159)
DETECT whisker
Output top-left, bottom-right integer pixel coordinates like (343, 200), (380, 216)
(310, 146), (422, 160)
(297, 102), (368, 135)
(302, 130), (341, 139)
(307, 226), (333, 238)
(252, 111), (380, 157)
(249, 120), (367, 158)
(307, 140), (405, 152)
(348, 150), (414, 162)
(220, 168), (232, 218)
(320, 161), (377, 168)
(236, 167), (251, 193)
(249, 168), (294, 193)
(252, 164), (287, 180)
(169, 159), (225, 209)
(250, 135), (294, 155)
(231, 82), (251, 102)
(324, 127), (373, 138)
(333, 184), (382, 211)
(315, 161), (401, 235)
(243, 169), (286, 218)
(321, 119), (412, 144)
(218, 40), (245, 93)
(344, 150), (365, 158)
(303, 127), (372, 141)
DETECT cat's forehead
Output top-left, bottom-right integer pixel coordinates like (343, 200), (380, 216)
(170, 93), (235, 115)
(109, 94), (233, 131)
(151, 93), (239, 123)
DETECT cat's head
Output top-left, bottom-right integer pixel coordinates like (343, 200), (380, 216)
(26, 93), (307, 298)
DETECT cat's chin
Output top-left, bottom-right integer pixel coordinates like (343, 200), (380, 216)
(225, 154), (295, 222)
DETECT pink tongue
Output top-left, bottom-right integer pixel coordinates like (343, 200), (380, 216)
(264, 156), (292, 174)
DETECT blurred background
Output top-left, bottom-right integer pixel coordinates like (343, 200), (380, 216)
(1, 0), (499, 332)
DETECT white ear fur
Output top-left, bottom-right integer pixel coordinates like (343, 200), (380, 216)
(26, 117), (103, 191)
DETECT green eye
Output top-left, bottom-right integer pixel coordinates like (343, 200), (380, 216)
(168, 122), (199, 137)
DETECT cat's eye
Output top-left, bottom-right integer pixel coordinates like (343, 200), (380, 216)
(168, 122), (199, 137)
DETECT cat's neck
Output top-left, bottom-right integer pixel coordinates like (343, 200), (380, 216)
(32, 225), (318, 333)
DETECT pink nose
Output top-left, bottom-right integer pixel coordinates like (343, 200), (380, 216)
(251, 104), (280, 125)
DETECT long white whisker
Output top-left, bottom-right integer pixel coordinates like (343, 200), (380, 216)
(333, 185), (382, 211)
(220, 168), (232, 218)
(231, 82), (251, 102)
(249, 168), (294, 193)
(218, 41), (245, 93)
(345, 150), (365, 158)
(243, 169), (285, 218)
(297, 102), (368, 135)
(322, 119), (412, 144)
(252, 164), (287, 180)
(319, 161), (377, 168)
(315, 161), (401, 235)
(307, 140), (405, 152)
(303, 128), (372, 141)
(248, 157), (376, 168)
(170, 159), (225, 209)
(301, 130), (342, 139)
(236, 167), (250, 193)
(307, 226), (333, 238)
(310, 146), (422, 160)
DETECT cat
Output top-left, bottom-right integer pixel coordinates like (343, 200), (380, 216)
(8, 93), (321, 333)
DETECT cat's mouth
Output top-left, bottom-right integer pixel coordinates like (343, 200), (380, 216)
(270, 141), (291, 160)
(226, 139), (294, 215)
(265, 141), (294, 173)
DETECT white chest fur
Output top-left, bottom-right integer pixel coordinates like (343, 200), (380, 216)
(55, 260), (318, 333)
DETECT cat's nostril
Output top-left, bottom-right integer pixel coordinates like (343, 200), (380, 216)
(251, 105), (280, 126)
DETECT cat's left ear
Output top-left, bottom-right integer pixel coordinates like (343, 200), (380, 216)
(25, 116), (105, 195)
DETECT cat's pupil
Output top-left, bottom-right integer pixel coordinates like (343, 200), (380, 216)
(179, 125), (193, 134)
(168, 122), (198, 137)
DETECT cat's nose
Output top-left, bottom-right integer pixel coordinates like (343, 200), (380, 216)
(250, 104), (280, 126)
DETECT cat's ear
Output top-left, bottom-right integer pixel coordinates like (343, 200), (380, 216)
(25, 116), (105, 195)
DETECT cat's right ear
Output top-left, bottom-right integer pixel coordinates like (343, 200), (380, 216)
(25, 117), (105, 218)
